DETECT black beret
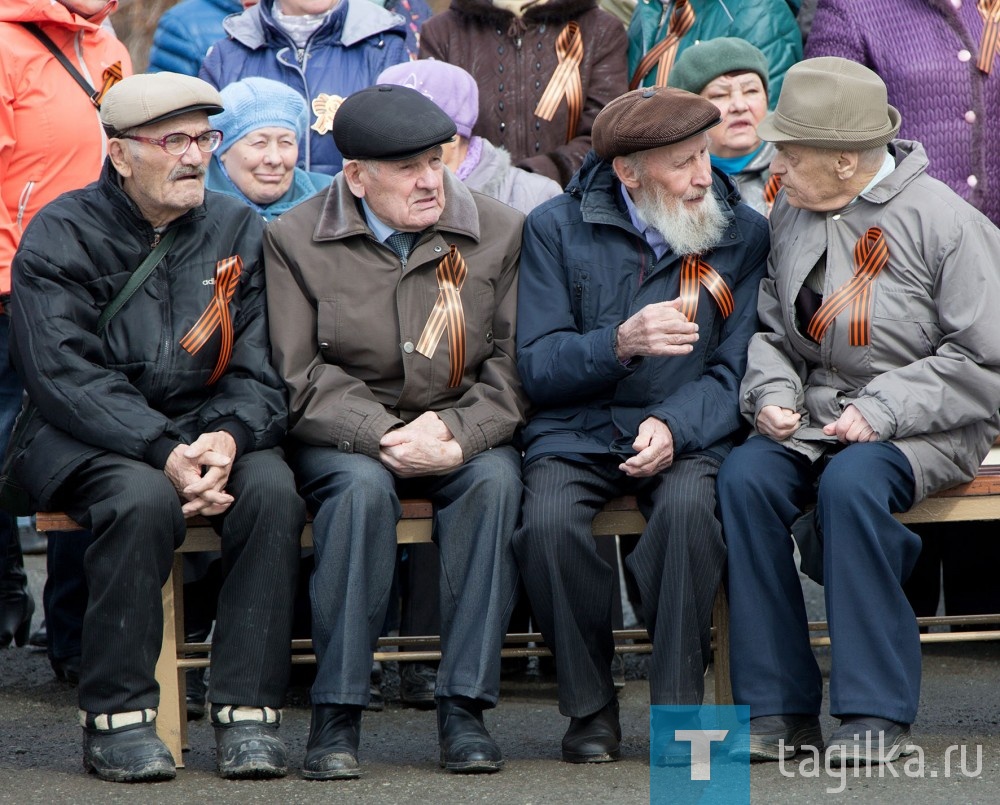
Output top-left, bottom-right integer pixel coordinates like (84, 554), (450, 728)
(592, 86), (721, 160)
(333, 84), (457, 161)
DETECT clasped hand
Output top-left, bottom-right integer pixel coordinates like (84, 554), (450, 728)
(379, 411), (464, 477)
(164, 431), (237, 517)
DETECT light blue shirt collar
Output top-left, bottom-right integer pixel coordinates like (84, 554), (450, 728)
(361, 199), (397, 245)
(620, 183), (670, 262)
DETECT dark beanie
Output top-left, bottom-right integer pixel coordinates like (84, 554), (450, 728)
(668, 37), (770, 96)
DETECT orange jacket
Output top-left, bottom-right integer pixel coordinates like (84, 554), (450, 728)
(0, 0), (132, 292)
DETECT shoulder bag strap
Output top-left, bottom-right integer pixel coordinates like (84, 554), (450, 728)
(97, 229), (178, 333)
(23, 22), (102, 107)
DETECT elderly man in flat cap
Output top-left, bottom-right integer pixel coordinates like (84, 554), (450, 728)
(264, 84), (528, 779)
(8, 72), (304, 783)
(718, 57), (1000, 766)
(512, 85), (769, 763)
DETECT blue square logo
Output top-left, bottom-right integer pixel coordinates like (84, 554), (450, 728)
(650, 705), (750, 805)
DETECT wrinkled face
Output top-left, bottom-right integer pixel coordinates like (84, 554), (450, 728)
(221, 127), (298, 206)
(630, 133), (715, 210)
(346, 147), (447, 232)
(110, 111), (212, 228)
(277, 0), (337, 14)
(769, 143), (845, 211)
(58, 0), (112, 16)
(701, 71), (768, 159)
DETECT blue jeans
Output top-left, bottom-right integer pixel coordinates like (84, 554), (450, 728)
(292, 444), (522, 708)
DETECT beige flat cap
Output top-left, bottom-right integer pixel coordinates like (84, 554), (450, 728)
(100, 73), (224, 134)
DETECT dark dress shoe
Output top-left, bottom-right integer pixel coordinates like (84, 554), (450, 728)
(437, 696), (504, 773)
(28, 622), (47, 649)
(82, 722), (176, 783)
(51, 654), (81, 685)
(728, 714), (823, 762)
(0, 583), (33, 649)
(826, 716), (915, 766)
(185, 668), (207, 720)
(400, 662), (437, 709)
(561, 698), (621, 763)
(213, 720), (288, 779)
(302, 704), (363, 780)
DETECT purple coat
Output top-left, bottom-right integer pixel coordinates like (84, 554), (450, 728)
(806, 0), (1000, 224)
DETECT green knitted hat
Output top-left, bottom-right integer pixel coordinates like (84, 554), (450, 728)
(668, 37), (769, 96)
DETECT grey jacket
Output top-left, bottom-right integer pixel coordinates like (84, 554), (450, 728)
(742, 140), (1000, 502)
(463, 139), (563, 216)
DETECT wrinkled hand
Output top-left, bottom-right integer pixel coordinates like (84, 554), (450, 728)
(619, 417), (674, 478)
(380, 413), (464, 477)
(163, 431), (237, 517)
(823, 404), (878, 444)
(615, 298), (699, 362)
(756, 405), (801, 441)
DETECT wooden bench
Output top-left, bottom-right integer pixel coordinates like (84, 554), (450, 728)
(36, 467), (1000, 766)
(38, 497), (729, 766)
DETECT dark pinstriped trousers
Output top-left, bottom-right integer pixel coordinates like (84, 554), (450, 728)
(512, 454), (725, 718)
(59, 449), (304, 716)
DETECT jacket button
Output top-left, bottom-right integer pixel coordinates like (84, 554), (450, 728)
(965, 110), (976, 123)
(499, 101), (504, 111)
(499, 82), (504, 91)
(434, 245), (443, 252)
(486, 330), (493, 343)
(500, 122), (506, 131)
(339, 440), (352, 451)
(958, 49), (972, 62)
(535, 80), (541, 89)
(403, 341), (415, 353)
(319, 341), (330, 350)
(498, 64), (504, 73)
(535, 62), (542, 70)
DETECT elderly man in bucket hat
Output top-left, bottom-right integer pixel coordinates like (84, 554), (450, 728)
(264, 84), (528, 779)
(717, 57), (1000, 766)
(512, 85), (769, 764)
(8, 72), (304, 782)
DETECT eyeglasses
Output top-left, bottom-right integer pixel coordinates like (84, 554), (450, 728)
(118, 129), (224, 156)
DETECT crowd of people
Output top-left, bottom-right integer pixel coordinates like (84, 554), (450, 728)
(3, 0), (1000, 787)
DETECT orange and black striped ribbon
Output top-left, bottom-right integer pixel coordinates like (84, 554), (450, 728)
(534, 22), (584, 143)
(91, 61), (123, 108)
(679, 256), (734, 322)
(415, 246), (467, 388)
(179, 256), (243, 385)
(629, 0), (695, 90)
(806, 227), (888, 346)
(763, 174), (782, 217)
(978, 0), (1000, 73)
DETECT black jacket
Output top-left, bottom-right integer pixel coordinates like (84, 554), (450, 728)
(9, 160), (288, 508)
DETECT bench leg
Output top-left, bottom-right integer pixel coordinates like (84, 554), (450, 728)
(712, 583), (733, 705)
(155, 554), (185, 767)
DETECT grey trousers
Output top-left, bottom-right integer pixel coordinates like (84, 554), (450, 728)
(291, 444), (522, 708)
(60, 449), (304, 716)
(512, 454), (725, 717)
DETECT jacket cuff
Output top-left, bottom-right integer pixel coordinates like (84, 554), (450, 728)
(209, 417), (253, 459)
(145, 435), (183, 470)
(850, 395), (896, 439)
(331, 407), (402, 459)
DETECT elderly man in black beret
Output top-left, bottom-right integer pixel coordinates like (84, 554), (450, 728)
(264, 85), (528, 779)
(513, 86), (769, 763)
(8, 72), (304, 782)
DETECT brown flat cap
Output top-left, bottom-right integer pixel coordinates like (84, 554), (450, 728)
(592, 87), (720, 160)
(757, 57), (901, 150)
(100, 73), (224, 135)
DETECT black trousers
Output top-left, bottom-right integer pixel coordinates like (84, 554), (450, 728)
(57, 449), (304, 716)
(513, 454), (725, 718)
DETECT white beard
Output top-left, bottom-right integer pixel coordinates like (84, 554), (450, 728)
(635, 184), (728, 257)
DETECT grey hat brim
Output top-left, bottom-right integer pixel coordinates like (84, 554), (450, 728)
(757, 103), (901, 150)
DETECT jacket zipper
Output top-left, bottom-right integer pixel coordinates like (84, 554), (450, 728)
(16, 182), (36, 233)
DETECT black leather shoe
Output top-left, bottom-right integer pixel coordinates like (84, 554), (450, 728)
(213, 721), (288, 779)
(51, 654), (81, 685)
(185, 668), (207, 721)
(0, 573), (33, 649)
(561, 698), (621, 763)
(82, 723), (176, 783)
(826, 716), (915, 766)
(366, 661), (384, 712)
(400, 662), (437, 709)
(437, 697), (504, 773)
(302, 704), (363, 780)
(728, 714), (823, 762)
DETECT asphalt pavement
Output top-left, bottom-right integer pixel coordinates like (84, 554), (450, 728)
(2, 553), (1000, 804)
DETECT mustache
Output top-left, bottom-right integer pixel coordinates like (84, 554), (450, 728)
(168, 164), (207, 181)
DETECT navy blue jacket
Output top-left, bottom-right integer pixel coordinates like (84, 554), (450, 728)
(200, 0), (408, 176)
(516, 151), (769, 465)
(148, 0), (243, 77)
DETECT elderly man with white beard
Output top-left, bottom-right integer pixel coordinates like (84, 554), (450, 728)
(513, 86), (769, 765)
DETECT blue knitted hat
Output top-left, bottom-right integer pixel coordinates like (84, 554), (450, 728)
(211, 77), (308, 156)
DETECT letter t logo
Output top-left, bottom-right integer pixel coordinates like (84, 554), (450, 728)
(674, 729), (729, 781)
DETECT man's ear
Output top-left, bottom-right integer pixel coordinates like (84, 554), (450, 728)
(342, 160), (366, 199)
(108, 139), (132, 179)
(612, 155), (641, 190)
(835, 151), (860, 182)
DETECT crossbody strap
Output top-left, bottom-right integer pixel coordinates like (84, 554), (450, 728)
(23, 22), (102, 107)
(97, 229), (178, 333)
